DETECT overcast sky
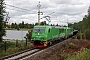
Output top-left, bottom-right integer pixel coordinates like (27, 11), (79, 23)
(5, 0), (90, 25)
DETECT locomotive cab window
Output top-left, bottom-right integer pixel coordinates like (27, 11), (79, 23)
(33, 28), (45, 32)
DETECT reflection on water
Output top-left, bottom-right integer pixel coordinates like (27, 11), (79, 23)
(3, 30), (28, 40)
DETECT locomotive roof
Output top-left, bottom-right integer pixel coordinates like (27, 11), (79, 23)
(34, 25), (72, 29)
(34, 25), (51, 28)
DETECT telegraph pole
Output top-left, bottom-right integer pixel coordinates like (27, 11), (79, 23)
(37, 1), (41, 25)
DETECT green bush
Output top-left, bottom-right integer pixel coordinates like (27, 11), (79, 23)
(68, 42), (75, 47)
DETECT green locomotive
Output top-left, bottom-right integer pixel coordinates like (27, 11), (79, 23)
(31, 25), (74, 48)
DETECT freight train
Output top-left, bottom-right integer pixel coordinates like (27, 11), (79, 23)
(31, 25), (78, 48)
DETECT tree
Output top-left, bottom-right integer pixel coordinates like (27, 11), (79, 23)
(69, 6), (90, 39)
(18, 23), (22, 28)
(14, 22), (18, 29)
(88, 6), (90, 16)
(0, 0), (6, 42)
(25, 30), (32, 41)
(22, 21), (24, 28)
(35, 22), (38, 25)
(56, 24), (58, 26)
(11, 23), (14, 28)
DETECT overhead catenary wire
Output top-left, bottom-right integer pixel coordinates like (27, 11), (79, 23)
(6, 8), (30, 13)
(5, 4), (37, 14)
(5, 4), (32, 11)
(3, 4), (37, 24)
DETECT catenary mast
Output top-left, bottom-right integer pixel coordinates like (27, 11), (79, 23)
(37, 1), (41, 25)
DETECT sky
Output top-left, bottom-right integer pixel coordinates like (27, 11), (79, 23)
(4, 0), (90, 25)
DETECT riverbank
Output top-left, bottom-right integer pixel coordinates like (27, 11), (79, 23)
(4, 28), (32, 31)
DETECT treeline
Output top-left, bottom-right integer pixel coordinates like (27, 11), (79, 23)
(69, 7), (90, 39)
(5, 21), (34, 29)
(5, 21), (48, 29)
(5, 21), (61, 30)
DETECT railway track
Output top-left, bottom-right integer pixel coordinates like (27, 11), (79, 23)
(0, 48), (41, 60)
(22, 38), (73, 60)
(0, 38), (72, 60)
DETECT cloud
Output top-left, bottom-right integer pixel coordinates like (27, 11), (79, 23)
(4, 0), (90, 25)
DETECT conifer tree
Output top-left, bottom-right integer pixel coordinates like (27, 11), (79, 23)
(0, 0), (6, 42)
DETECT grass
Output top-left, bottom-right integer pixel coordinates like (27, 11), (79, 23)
(4, 28), (16, 30)
(0, 41), (32, 58)
(5, 28), (32, 31)
(51, 49), (90, 60)
(66, 49), (90, 60)
(50, 39), (90, 60)
(0, 47), (20, 57)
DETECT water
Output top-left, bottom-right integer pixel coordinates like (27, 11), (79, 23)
(3, 30), (28, 40)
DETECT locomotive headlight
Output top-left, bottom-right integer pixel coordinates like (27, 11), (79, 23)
(44, 42), (47, 46)
(42, 38), (44, 40)
(38, 33), (40, 35)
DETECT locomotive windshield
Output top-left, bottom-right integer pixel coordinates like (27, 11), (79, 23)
(33, 28), (45, 32)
